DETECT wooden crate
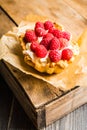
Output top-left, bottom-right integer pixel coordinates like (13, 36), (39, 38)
(0, 60), (87, 129)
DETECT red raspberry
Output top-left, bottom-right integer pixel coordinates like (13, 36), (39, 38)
(40, 37), (52, 50)
(59, 38), (69, 49)
(25, 30), (37, 42)
(40, 33), (54, 50)
(49, 37), (60, 50)
(49, 50), (61, 62)
(40, 38), (50, 50)
(44, 20), (54, 30)
(35, 21), (44, 29)
(52, 29), (62, 38)
(48, 27), (55, 33)
(35, 45), (47, 58)
(62, 31), (71, 41)
(62, 48), (73, 61)
(30, 41), (39, 52)
(43, 33), (54, 40)
(35, 27), (46, 37)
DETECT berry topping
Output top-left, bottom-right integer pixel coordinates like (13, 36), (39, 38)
(44, 20), (54, 30)
(40, 37), (52, 50)
(49, 37), (60, 50)
(52, 29), (62, 38)
(59, 38), (69, 49)
(49, 50), (61, 62)
(35, 45), (47, 58)
(62, 48), (73, 61)
(30, 41), (39, 52)
(23, 20), (76, 67)
(35, 21), (44, 29)
(62, 31), (71, 41)
(43, 33), (54, 39)
(25, 30), (37, 42)
(35, 27), (46, 37)
(48, 27), (55, 33)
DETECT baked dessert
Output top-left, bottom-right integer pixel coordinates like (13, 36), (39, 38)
(19, 20), (79, 74)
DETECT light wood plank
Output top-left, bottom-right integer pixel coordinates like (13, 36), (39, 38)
(64, 0), (87, 19)
(41, 104), (87, 130)
(46, 86), (87, 126)
(0, 7), (15, 37)
(1, 0), (87, 40)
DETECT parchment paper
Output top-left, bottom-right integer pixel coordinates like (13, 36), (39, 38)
(0, 20), (87, 91)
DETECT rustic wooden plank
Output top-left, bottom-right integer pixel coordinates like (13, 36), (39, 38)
(3, 61), (57, 108)
(46, 86), (87, 126)
(46, 104), (87, 130)
(0, 60), (87, 129)
(0, 60), (60, 129)
(64, 0), (87, 19)
(1, 0), (87, 40)
(0, 61), (47, 129)
(0, 6), (15, 38)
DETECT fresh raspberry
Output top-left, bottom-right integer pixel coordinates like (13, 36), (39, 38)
(40, 38), (50, 50)
(48, 27), (55, 33)
(49, 50), (61, 62)
(49, 37), (60, 50)
(35, 21), (44, 29)
(43, 33), (54, 40)
(40, 33), (54, 50)
(59, 38), (69, 49)
(35, 45), (47, 58)
(30, 41), (39, 52)
(44, 20), (54, 30)
(62, 31), (71, 41)
(25, 30), (37, 42)
(62, 48), (73, 61)
(35, 27), (46, 37)
(52, 29), (62, 38)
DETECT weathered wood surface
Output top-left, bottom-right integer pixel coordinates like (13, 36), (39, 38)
(0, 7), (15, 37)
(1, 0), (87, 40)
(0, 60), (87, 129)
(0, 0), (87, 130)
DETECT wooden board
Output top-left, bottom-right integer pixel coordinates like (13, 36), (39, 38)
(0, 60), (87, 129)
(0, 7), (15, 37)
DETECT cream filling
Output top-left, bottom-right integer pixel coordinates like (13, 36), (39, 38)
(23, 41), (79, 68)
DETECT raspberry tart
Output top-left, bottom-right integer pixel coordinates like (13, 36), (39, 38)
(19, 20), (79, 74)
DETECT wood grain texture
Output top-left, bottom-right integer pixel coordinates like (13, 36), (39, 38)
(1, 0), (87, 40)
(46, 86), (87, 126)
(44, 104), (87, 130)
(64, 0), (87, 19)
(0, 7), (15, 38)
(0, 60), (87, 129)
